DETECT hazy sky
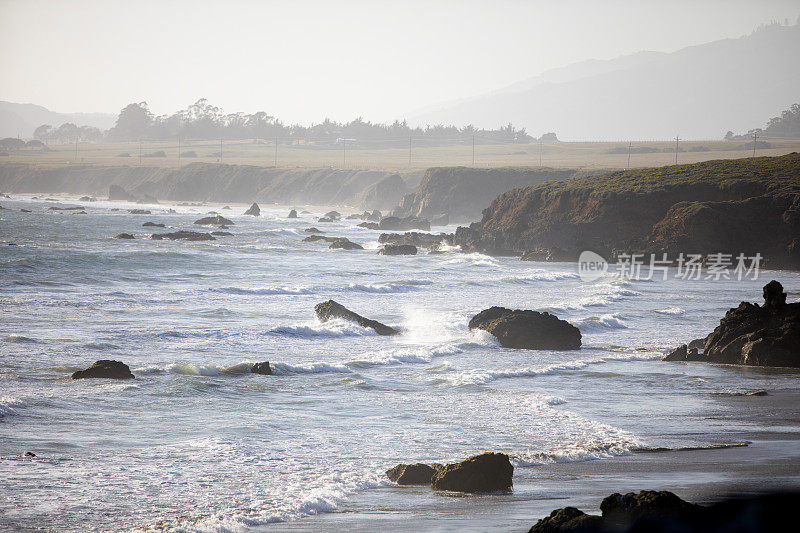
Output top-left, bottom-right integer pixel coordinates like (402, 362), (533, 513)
(1, 0), (798, 125)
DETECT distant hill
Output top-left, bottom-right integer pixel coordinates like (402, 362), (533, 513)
(411, 23), (800, 141)
(0, 101), (116, 138)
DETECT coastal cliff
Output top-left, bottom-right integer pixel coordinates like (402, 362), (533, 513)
(391, 166), (578, 223)
(453, 153), (800, 269)
(0, 162), (420, 210)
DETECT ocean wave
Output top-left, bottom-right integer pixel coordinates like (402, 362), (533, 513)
(271, 361), (352, 375)
(345, 280), (429, 293)
(134, 362), (254, 376)
(513, 442), (635, 467)
(577, 313), (628, 332)
(443, 253), (499, 267)
(501, 269), (581, 284)
(2, 334), (37, 343)
(264, 319), (381, 338)
(0, 396), (26, 418)
(654, 306), (686, 316)
(209, 286), (314, 296)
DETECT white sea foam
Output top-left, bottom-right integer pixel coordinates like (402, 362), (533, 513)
(655, 306), (686, 316)
(501, 268), (581, 284)
(210, 286), (314, 296)
(2, 334), (37, 343)
(577, 313), (629, 332)
(345, 282), (419, 293)
(265, 319), (380, 338)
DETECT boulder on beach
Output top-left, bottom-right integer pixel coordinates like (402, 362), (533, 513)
(469, 307), (582, 350)
(314, 300), (399, 336)
(108, 184), (137, 202)
(663, 280), (799, 367)
(244, 203), (261, 216)
(142, 222), (165, 228)
(378, 244), (417, 255)
(72, 360), (134, 380)
(378, 216), (431, 232)
(151, 231), (216, 241)
(386, 463), (442, 485)
(251, 362), (272, 375)
(430, 452), (513, 494)
(287, 209), (297, 218)
(329, 238), (363, 250)
(194, 215), (234, 226)
(115, 233), (135, 239)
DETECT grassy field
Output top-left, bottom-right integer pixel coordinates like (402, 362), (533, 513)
(4, 138), (800, 171)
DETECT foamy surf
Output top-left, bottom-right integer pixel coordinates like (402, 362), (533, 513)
(265, 319), (381, 338)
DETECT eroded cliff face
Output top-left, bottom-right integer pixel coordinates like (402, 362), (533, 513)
(391, 166), (577, 223)
(453, 154), (800, 269)
(0, 163), (419, 210)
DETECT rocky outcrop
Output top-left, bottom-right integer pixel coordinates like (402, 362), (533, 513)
(244, 202), (260, 216)
(664, 281), (799, 367)
(287, 209), (297, 218)
(453, 154), (800, 268)
(469, 307), (581, 350)
(385, 463), (442, 485)
(378, 216), (430, 232)
(378, 232), (452, 249)
(430, 452), (513, 494)
(151, 231), (216, 241)
(329, 238), (363, 250)
(527, 491), (799, 533)
(194, 215), (233, 226)
(108, 184), (137, 201)
(378, 244), (417, 255)
(314, 300), (398, 336)
(251, 362), (272, 375)
(72, 360), (134, 380)
(393, 167), (577, 223)
(115, 233), (135, 239)
(305, 227), (323, 233)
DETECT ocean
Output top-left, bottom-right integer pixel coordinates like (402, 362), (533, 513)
(1, 196), (799, 532)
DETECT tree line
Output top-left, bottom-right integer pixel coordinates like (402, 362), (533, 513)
(725, 102), (800, 140)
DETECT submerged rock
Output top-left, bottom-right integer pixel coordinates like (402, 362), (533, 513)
(386, 463), (442, 485)
(430, 452), (513, 494)
(378, 244), (417, 255)
(469, 307), (581, 350)
(211, 231), (234, 236)
(329, 238), (363, 250)
(314, 300), (399, 336)
(128, 209), (151, 215)
(72, 360), (134, 380)
(251, 362), (272, 375)
(151, 231), (216, 241)
(142, 222), (165, 228)
(115, 233), (135, 239)
(194, 215), (234, 226)
(287, 209), (298, 218)
(244, 203), (261, 216)
(663, 281), (799, 367)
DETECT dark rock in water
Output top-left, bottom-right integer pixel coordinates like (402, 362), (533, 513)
(20, 209), (31, 212)
(128, 209), (151, 215)
(222, 206), (231, 210)
(318, 217), (335, 223)
(287, 209), (298, 218)
(211, 231), (234, 236)
(378, 216), (430, 232)
(305, 227), (323, 233)
(663, 281), (799, 367)
(527, 507), (603, 533)
(329, 238), (363, 250)
(314, 300), (399, 336)
(324, 210), (341, 220)
(72, 360), (134, 380)
(251, 362), (272, 375)
(431, 452), (513, 494)
(378, 232), (451, 249)
(357, 222), (380, 230)
(378, 244), (417, 256)
(108, 184), (137, 202)
(303, 235), (338, 243)
(244, 203), (261, 216)
(469, 307), (581, 350)
(528, 491), (800, 533)
(142, 222), (165, 228)
(48, 206), (84, 211)
(194, 215), (234, 226)
(386, 463), (442, 485)
(24, 451), (37, 457)
(151, 231), (216, 241)
(115, 233), (135, 239)
(79, 196), (97, 202)
(71, 211), (87, 215)
(345, 213), (363, 220)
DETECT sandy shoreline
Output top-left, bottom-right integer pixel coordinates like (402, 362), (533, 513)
(277, 388), (800, 532)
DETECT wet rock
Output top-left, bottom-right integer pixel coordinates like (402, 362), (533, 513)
(20, 209), (31, 212)
(314, 300), (399, 336)
(251, 362), (272, 375)
(303, 235), (338, 243)
(357, 222), (380, 230)
(527, 507), (603, 533)
(108, 184), (137, 202)
(194, 215), (234, 226)
(142, 222), (165, 228)
(469, 307), (581, 350)
(304, 227), (323, 233)
(663, 344), (688, 361)
(378, 232), (451, 249)
(211, 231), (234, 236)
(24, 451), (37, 457)
(329, 238), (363, 250)
(378, 244), (417, 256)
(378, 216), (430, 232)
(128, 209), (151, 215)
(72, 360), (134, 380)
(430, 452), (513, 494)
(287, 209), (297, 218)
(323, 210), (341, 220)
(71, 211), (87, 215)
(386, 463), (442, 485)
(115, 233), (135, 239)
(151, 231), (216, 241)
(244, 203), (261, 216)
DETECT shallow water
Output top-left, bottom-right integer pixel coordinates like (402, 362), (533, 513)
(1, 196), (799, 531)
